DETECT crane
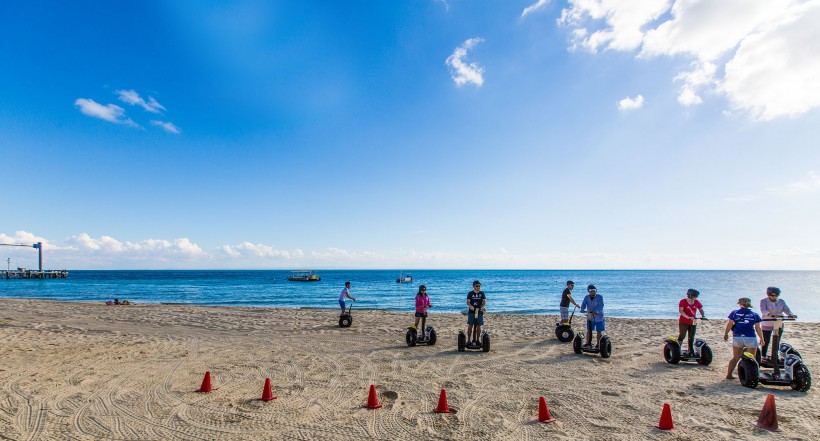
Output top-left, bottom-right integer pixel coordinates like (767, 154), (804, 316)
(0, 242), (43, 271)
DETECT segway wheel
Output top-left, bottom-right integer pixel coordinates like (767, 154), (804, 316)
(482, 333), (490, 352)
(339, 316), (352, 328)
(791, 363), (812, 392)
(697, 345), (713, 366)
(737, 358), (759, 388)
(457, 332), (466, 352)
(599, 336), (612, 358)
(406, 328), (417, 347)
(572, 334), (582, 354)
(663, 341), (681, 364)
(555, 325), (574, 343)
(427, 327), (437, 346)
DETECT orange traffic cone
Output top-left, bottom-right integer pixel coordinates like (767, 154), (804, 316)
(260, 378), (276, 401)
(198, 371), (212, 393)
(538, 396), (556, 423)
(657, 403), (674, 430)
(365, 384), (382, 409)
(434, 389), (451, 413)
(755, 394), (779, 431)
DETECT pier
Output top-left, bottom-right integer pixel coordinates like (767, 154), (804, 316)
(2, 241), (68, 279)
(2, 268), (69, 279)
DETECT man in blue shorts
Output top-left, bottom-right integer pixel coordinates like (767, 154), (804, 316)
(339, 281), (356, 311)
(580, 284), (605, 349)
(466, 280), (486, 343)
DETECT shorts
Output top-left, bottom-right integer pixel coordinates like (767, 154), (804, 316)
(560, 306), (569, 321)
(415, 312), (427, 318)
(733, 335), (758, 349)
(339, 299), (346, 311)
(467, 311), (484, 325)
(587, 320), (605, 332)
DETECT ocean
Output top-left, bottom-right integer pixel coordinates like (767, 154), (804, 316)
(2, 270), (819, 321)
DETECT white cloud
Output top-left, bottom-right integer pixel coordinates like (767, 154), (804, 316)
(617, 94), (645, 110)
(151, 120), (181, 134)
(74, 98), (138, 127)
(116, 89), (166, 113)
(725, 171), (820, 202)
(219, 242), (303, 259)
(66, 233), (207, 259)
(522, 0), (551, 18)
(559, 0), (820, 120)
(446, 38), (485, 87)
(560, 0), (671, 52)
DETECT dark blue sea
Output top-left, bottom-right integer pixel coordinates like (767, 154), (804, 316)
(2, 270), (819, 321)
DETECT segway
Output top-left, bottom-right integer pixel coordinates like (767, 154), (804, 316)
(737, 317), (811, 391)
(555, 306), (576, 343)
(663, 318), (713, 365)
(458, 308), (490, 352)
(572, 312), (611, 358)
(406, 325), (437, 347)
(755, 319), (802, 368)
(339, 300), (354, 328)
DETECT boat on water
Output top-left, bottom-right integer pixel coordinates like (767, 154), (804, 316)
(396, 274), (413, 283)
(288, 271), (321, 282)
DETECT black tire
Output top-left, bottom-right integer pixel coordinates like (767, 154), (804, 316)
(738, 358), (759, 388)
(600, 336), (612, 358)
(406, 329), (417, 347)
(482, 333), (490, 352)
(458, 332), (466, 352)
(555, 325), (574, 343)
(698, 345), (713, 366)
(791, 363), (812, 392)
(573, 334), (582, 354)
(427, 328), (437, 346)
(664, 341), (681, 364)
(339, 315), (352, 328)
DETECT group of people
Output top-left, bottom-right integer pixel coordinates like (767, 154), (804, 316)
(724, 287), (797, 379)
(337, 279), (799, 377)
(560, 281), (605, 348)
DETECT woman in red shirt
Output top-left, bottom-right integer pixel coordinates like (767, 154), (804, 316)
(678, 289), (706, 355)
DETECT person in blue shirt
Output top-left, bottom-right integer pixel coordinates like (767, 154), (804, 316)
(580, 284), (605, 349)
(723, 297), (764, 380)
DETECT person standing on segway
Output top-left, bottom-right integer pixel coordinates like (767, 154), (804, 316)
(466, 280), (486, 344)
(580, 285), (604, 349)
(414, 285), (432, 338)
(678, 289), (706, 356)
(339, 281), (356, 311)
(560, 281), (580, 324)
(723, 297), (764, 380)
(759, 287), (797, 361)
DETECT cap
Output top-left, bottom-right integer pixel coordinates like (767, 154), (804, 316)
(587, 284), (596, 291)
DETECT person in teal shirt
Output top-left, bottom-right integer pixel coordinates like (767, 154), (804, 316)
(580, 284), (605, 349)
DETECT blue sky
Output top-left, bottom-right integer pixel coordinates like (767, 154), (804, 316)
(2, 0), (819, 270)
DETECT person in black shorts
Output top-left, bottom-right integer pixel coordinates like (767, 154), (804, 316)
(560, 280), (580, 324)
(467, 280), (486, 343)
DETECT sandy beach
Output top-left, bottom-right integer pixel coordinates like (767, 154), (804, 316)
(0, 298), (817, 440)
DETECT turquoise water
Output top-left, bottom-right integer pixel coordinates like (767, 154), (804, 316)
(2, 270), (819, 321)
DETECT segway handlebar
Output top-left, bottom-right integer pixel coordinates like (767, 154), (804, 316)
(761, 316), (796, 321)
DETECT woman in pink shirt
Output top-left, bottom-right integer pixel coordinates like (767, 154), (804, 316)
(414, 285), (432, 337)
(678, 289), (706, 356)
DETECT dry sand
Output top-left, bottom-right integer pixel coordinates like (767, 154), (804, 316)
(0, 298), (817, 440)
